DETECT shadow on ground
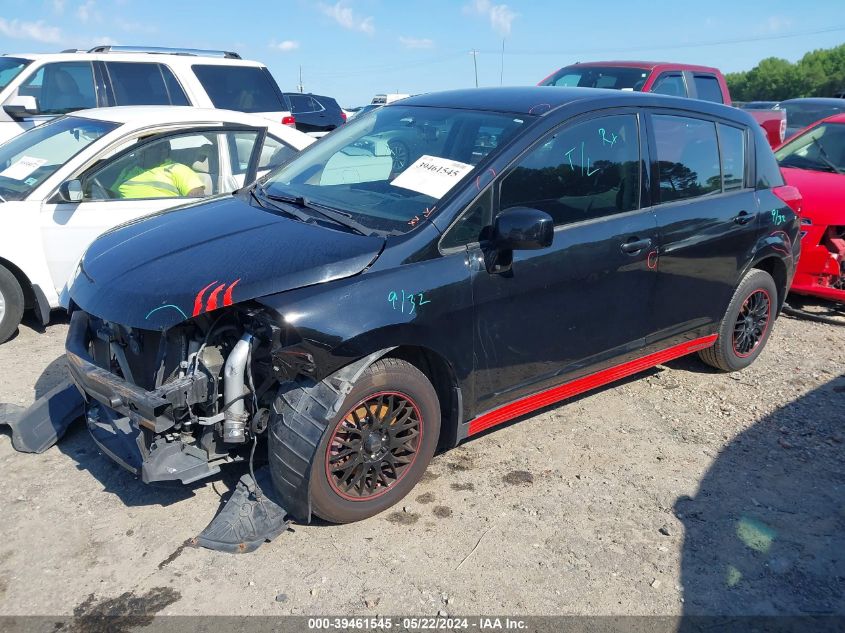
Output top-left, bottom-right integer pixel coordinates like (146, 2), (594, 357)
(676, 375), (845, 616)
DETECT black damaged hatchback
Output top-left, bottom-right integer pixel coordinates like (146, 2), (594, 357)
(58, 87), (800, 549)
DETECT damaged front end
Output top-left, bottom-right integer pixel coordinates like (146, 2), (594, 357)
(64, 305), (304, 552)
(65, 306), (287, 485)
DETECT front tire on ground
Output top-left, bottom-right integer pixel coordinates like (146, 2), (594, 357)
(309, 358), (440, 523)
(699, 268), (778, 372)
(0, 265), (24, 344)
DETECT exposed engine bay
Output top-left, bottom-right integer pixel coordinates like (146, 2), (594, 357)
(64, 307), (288, 485)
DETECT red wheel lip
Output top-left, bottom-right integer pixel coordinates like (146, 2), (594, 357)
(325, 390), (423, 502)
(732, 288), (772, 358)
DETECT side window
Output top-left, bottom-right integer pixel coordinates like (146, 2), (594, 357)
(257, 135), (297, 172)
(651, 73), (687, 98)
(653, 115), (721, 202)
(440, 187), (493, 249)
(289, 94), (312, 114)
(192, 65), (285, 113)
(160, 65), (190, 106)
(500, 114), (641, 226)
(719, 124), (746, 191)
(226, 131), (262, 176)
(18, 62), (96, 114)
(106, 62), (170, 106)
(694, 75), (724, 104)
(81, 132), (219, 200)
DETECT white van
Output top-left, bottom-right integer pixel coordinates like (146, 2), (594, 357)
(0, 46), (296, 145)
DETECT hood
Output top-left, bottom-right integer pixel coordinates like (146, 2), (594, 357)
(781, 167), (845, 226)
(69, 195), (384, 330)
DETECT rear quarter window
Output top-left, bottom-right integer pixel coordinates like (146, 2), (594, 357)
(694, 75), (724, 104)
(192, 65), (285, 113)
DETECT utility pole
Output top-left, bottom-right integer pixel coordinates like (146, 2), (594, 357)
(470, 49), (479, 88)
(500, 39), (505, 85)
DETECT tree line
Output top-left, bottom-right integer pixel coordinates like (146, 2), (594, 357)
(726, 43), (845, 101)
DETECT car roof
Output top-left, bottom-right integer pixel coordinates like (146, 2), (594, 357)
(564, 60), (721, 73)
(2, 52), (264, 67)
(398, 86), (738, 118)
(780, 98), (845, 106)
(69, 105), (280, 126)
(820, 113), (845, 124)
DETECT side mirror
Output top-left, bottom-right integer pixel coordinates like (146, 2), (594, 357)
(58, 179), (83, 203)
(493, 206), (554, 251)
(3, 95), (39, 119)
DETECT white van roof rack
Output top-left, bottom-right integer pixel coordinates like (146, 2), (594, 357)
(85, 45), (242, 59)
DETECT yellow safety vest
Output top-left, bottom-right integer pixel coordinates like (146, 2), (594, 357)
(116, 160), (204, 199)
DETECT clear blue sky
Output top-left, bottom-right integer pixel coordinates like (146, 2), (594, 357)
(1, 0), (843, 107)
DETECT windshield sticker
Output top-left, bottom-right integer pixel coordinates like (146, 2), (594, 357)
(390, 155), (473, 199)
(0, 155), (47, 181)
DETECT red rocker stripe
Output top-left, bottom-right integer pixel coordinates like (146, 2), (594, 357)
(468, 334), (718, 436)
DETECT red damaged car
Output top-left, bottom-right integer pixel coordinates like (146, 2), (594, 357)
(775, 113), (845, 302)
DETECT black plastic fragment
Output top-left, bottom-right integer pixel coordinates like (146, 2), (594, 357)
(195, 466), (290, 553)
(1, 381), (84, 453)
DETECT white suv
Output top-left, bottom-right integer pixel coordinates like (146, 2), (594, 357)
(0, 46), (296, 145)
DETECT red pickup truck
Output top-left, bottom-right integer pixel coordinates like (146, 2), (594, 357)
(539, 61), (786, 147)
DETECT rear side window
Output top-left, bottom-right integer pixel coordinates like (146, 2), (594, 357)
(105, 62), (189, 106)
(160, 66), (190, 106)
(694, 75), (724, 104)
(653, 115), (721, 202)
(500, 114), (641, 226)
(718, 124), (746, 190)
(289, 94), (321, 114)
(651, 73), (687, 98)
(18, 61), (96, 115)
(193, 65), (285, 113)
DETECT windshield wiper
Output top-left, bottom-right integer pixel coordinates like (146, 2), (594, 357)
(251, 185), (315, 224)
(811, 138), (845, 174)
(262, 188), (373, 236)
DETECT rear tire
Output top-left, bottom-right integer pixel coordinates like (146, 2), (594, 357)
(0, 265), (24, 344)
(699, 269), (777, 372)
(309, 358), (440, 523)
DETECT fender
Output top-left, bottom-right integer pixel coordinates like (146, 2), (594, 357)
(255, 246), (476, 398)
(739, 223), (799, 312)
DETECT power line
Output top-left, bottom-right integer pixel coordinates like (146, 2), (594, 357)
(477, 25), (845, 56)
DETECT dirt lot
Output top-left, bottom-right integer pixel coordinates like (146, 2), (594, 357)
(0, 309), (842, 617)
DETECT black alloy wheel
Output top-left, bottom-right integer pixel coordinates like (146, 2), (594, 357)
(732, 289), (772, 358)
(699, 268), (778, 372)
(306, 357), (440, 523)
(325, 391), (422, 500)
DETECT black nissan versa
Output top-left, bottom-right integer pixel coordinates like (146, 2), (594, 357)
(56, 87), (800, 546)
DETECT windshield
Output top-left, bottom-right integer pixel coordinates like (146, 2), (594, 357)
(782, 103), (845, 131)
(261, 105), (531, 235)
(0, 115), (118, 201)
(0, 57), (29, 92)
(541, 66), (649, 90)
(775, 123), (845, 174)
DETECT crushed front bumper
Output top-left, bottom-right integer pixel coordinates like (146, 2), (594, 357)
(65, 310), (220, 484)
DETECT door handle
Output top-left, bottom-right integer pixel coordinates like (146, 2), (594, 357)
(621, 237), (652, 254)
(733, 210), (752, 225)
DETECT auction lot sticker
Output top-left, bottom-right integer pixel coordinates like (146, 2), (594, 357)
(391, 155), (473, 199)
(0, 155), (47, 181)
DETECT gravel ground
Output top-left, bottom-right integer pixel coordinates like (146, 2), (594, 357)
(0, 307), (842, 618)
